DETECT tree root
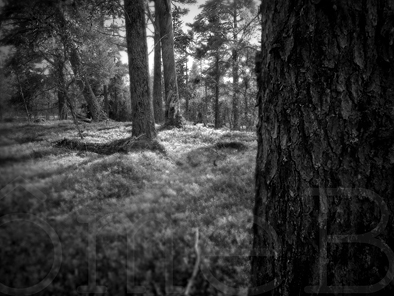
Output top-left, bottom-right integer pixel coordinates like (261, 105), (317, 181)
(214, 141), (248, 151)
(54, 136), (166, 155)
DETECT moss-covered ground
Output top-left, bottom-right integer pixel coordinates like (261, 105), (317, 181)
(0, 120), (256, 296)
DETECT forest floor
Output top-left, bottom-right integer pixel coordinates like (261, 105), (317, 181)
(0, 120), (256, 296)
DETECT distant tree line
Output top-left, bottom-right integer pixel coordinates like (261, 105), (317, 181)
(0, 0), (260, 136)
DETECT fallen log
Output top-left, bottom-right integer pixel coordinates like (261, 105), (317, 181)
(54, 136), (166, 155)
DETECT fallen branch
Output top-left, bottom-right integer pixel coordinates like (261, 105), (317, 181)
(184, 228), (201, 296)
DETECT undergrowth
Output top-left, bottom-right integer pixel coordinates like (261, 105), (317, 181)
(0, 120), (256, 296)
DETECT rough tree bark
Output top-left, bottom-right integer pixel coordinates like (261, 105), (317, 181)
(156, 0), (183, 128)
(252, 1), (394, 295)
(124, 0), (156, 139)
(153, 1), (164, 124)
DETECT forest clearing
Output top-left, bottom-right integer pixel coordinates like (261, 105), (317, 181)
(0, 121), (256, 295)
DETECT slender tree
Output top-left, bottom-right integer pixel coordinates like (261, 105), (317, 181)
(252, 1), (394, 295)
(153, 0), (164, 124)
(156, 0), (183, 127)
(54, 56), (68, 120)
(124, 0), (156, 139)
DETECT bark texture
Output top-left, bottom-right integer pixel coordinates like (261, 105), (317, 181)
(252, 1), (394, 295)
(153, 2), (164, 124)
(156, 0), (183, 127)
(124, 0), (156, 139)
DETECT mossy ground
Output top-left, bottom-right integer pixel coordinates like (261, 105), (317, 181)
(0, 120), (256, 295)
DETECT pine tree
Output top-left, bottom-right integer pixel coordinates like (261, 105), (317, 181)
(252, 1), (394, 294)
(124, 0), (156, 139)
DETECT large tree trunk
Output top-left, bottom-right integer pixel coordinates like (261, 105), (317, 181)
(252, 1), (394, 295)
(124, 0), (156, 139)
(156, 0), (183, 127)
(153, 2), (164, 124)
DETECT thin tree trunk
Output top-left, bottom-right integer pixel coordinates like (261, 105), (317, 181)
(46, 96), (50, 120)
(15, 72), (31, 122)
(185, 61), (189, 121)
(55, 58), (68, 120)
(114, 87), (119, 120)
(204, 79), (208, 126)
(214, 51), (220, 129)
(252, 1), (394, 295)
(124, 0), (156, 139)
(153, 3), (164, 124)
(232, 2), (239, 130)
(243, 78), (248, 129)
(156, 0), (183, 127)
(103, 84), (109, 116)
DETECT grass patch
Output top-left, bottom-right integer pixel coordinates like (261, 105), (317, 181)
(0, 121), (257, 295)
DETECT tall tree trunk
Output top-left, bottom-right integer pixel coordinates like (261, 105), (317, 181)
(214, 51), (220, 129)
(232, 2), (239, 130)
(204, 78), (208, 126)
(153, 3), (164, 124)
(243, 78), (248, 129)
(55, 58), (67, 120)
(185, 61), (189, 121)
(156, 0), (183, 127)
(252, 1), (394, 295)
(124, 0), (156, 139)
